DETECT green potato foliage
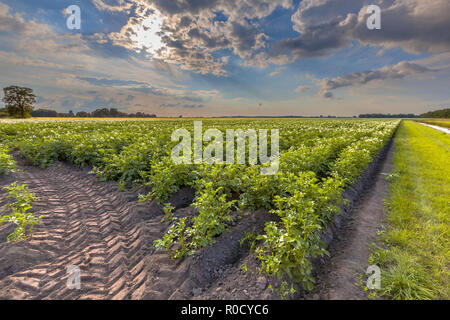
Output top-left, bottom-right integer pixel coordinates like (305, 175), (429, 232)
(0, 118), (400, 293)
(0, 182), (44, 242)
(0, 145), (16, 175)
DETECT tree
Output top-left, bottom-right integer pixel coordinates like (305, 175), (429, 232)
(76, 111), (90, 118)
(110, 108), (119, 117)
(2, 86), (36, 118)
(91, 108), (110, 117)
(359, 113), (419, 118)
(30, 109), (58, 117)
(420, 108), (450, 119)
(0, 107), (7, 118)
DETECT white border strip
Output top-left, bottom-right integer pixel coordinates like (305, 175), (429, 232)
(418, 122), (450, 134)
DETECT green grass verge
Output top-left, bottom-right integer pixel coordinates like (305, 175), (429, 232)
(372, 120), (449, 300)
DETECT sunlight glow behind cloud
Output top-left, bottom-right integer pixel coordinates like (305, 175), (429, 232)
(130, 7), (165, 57)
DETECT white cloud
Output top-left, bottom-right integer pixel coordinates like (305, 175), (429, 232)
(92, 0), (134, 12)
(102, 0), (293, 75)
(295, 85), (313, 93)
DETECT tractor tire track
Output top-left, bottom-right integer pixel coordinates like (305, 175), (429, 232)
(0, 160), (277, 300)
(0, 161), (167, 300)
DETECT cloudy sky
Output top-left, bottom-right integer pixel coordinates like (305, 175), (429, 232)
(0, 0), (449, 116)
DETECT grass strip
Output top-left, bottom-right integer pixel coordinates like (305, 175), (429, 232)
(372, 121), (449, 300)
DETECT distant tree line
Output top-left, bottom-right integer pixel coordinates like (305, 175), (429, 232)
(2, 86), (448, 120)
(1, 86), (157, 119)
(359, 113), (419, 118)
(30, 107), (156, 118)
(420, 108), (450, 119)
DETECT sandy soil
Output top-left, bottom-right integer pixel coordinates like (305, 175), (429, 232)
(0, 155), (274, 300)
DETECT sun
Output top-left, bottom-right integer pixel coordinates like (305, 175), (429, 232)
(130, 8), (165, 57)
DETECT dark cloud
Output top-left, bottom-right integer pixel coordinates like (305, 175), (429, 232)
(80, 96), (119, 109)
(275, 17), (354, 58)
(180, 95), (204, 103)
(78, 77), (148, 87)
(352, 0), (450, 53)
(322, 91), (333, 99)
(272, 0), (450, 62)
(149, 0), (221, 15)
(129, 86), (208, 103)
(160, 103), (181, 108)
(160, 102), (205, 108)
(183, 103), (205, 108)
(129, 86), (167, 96)
(320, 61), (436, 98)
(55, 95), (121, 112)
(0, 12), (27, 33)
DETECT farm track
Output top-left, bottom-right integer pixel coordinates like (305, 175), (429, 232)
(0, 160), (170, 300)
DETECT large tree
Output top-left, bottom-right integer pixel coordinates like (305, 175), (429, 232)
(2, 86), (36, 118)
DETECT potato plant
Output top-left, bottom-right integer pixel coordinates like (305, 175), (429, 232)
(0, 182), (44, 242)
(0, 118), (399, 290)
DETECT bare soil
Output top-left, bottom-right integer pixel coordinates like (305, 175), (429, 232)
(0, 139), (394, 300)
(0, 155), (275, 300)
(305, 139), (394, 300)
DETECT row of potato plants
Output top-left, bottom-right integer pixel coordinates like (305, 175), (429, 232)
(0, 119), (399, 290)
